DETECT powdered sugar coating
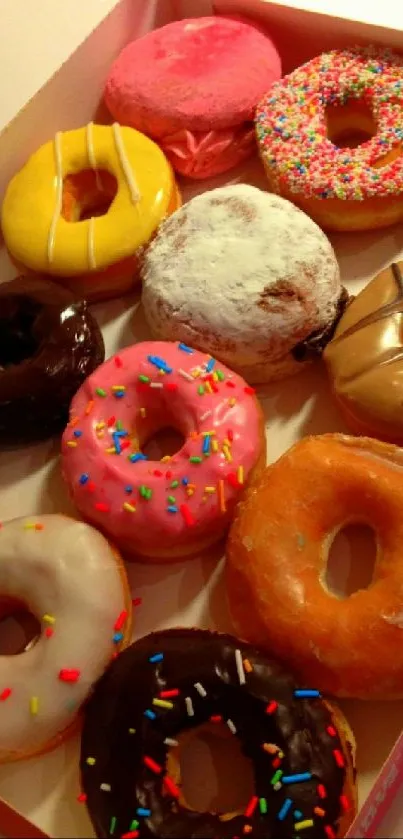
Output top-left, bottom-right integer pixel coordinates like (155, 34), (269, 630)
(256, 46), (403, 201)
(141, 185), (341, 382)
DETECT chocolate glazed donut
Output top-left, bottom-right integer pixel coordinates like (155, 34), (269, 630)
(80, 629), (356, 839)
(0, 276), (104, 446)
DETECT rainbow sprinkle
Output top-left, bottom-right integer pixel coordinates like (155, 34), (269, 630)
(256, 46), (403, 201)
(30, 696), (39, 715)
(64, 344), (261, 573)
(278, 798), (293, 821)
(86, 644), (347, 839)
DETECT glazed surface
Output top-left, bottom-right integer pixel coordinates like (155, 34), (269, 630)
(61, 341), (263, 557)
(0, 515), (129, 759)
(0, 276), (104, 446)
(81, 628), (351, 839)
(256, 46), (403, 201)
(1, 124), (175, 276)
(324, 261), (403, 441)
(141, 185), (341, 382)
(227, 433), (403, 699)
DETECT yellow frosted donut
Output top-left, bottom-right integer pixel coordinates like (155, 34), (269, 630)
(1, 123), (181, 302)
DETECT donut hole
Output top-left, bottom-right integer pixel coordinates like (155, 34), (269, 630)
(167, 721), (255, 815)
(325, 523), (377, 598)
(141, 426), (186, 461)
(62, 169), (118, 222)
(0, 598), (41, 655)
(0, 296), (42, 367)
(326, 98), (377, 149)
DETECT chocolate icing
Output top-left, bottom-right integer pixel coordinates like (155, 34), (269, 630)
(0, 276), (104, 446)
(292, 287), (351, 362)
(81, 629), (348, 839)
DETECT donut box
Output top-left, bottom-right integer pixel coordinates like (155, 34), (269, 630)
(1, 0), (403, 836)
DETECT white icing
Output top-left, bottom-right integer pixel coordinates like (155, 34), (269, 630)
(88, 216), (96, 269)
(112, 122), (141, 204)
(86, 121), (103, 191)
(142, 185), (340, 372)
(0, 515), (127, 757)
(47, 131), (63, 264)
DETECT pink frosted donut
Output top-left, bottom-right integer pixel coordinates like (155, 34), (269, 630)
(61, 342), (265, 560)
(104, 16), (281, 179)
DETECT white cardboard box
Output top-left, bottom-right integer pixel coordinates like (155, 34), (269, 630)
(1, 0), (403, 836)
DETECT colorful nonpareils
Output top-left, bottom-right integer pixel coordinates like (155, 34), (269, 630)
(256, 46), (403, 231)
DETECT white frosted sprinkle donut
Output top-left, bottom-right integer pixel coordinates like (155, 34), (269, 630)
(0, 515), (131, 762)
(141, 184), (343, 383)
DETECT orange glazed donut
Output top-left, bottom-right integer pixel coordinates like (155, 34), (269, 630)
(256, 46), (403, 231)
(226, 434), (403, 700)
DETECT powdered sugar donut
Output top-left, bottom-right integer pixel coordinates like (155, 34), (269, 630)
(141, 185), (344, 383)
(61, 341), (265, 560)
(0, 515), (131, 762)
(104, 16), (281, 179)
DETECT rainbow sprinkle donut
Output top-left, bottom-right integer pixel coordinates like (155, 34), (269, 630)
(256, 46), (403, 231)
(61, 341), (265, 560)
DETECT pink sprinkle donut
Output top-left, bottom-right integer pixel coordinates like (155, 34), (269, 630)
(61, 342), (265, 560)
(104, 16), (281, 179)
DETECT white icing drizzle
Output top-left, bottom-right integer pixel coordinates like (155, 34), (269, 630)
(88, 216), (96, 269)
(47, 131), (63, 264)
(112, 122), (141, 204)
(86, 121), (103, 191)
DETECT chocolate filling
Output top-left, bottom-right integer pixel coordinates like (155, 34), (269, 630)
(292, 287), (351, 362)
(81, 629), (348, 839)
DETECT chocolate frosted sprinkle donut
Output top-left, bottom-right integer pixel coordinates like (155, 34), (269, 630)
(80, 629), (356, 839)
(0, 276), (104, 446)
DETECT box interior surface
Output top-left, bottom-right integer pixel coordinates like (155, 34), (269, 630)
(1, 0), (403, 836)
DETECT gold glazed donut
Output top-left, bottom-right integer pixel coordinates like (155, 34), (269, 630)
(227, 434), (403, 699)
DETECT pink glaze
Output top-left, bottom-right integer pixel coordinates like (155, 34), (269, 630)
(61, 341), (263, 559)
(161, 125), (255, 179)
(104, 16), (281, 178)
